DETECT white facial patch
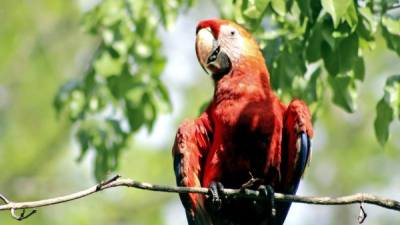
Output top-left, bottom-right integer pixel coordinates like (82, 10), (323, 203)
(218, 25), (243, 64)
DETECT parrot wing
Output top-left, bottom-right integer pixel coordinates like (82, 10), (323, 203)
(172, 112), (213, 225)
(277, 99), (314, 225)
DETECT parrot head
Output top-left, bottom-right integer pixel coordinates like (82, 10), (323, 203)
(195, 19), (263, 80)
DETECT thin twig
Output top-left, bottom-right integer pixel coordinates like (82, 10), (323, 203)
(388, 4), (400, 10)
(0, 193), (10, 204)
(358, 202), (367, 224)
(1, 176), (400, 221)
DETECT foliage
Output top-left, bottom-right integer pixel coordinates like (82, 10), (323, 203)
(54, 0), (400, 180)
(54, 0), (193, 180)
(220, 0), (400, 144)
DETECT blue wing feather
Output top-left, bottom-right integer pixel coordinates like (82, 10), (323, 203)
(173, 153), (183, 185)
(276, 132), (311, 225)
(293, 132), (310, 191)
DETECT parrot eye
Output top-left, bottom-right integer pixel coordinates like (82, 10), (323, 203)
(207, 46), (220, 64)
(230, 30), (235, 36)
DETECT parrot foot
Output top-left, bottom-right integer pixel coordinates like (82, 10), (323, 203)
(258, 185), (276, 225)
(207, 181), (224, 211)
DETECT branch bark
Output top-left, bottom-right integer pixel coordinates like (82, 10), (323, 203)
(1, 175), (400, 221)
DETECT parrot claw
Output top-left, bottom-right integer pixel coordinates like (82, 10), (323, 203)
(207, 181), (224, 211)
(258, 185), (276, 225)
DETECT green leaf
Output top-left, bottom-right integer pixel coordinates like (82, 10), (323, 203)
(135, 41), (152, 58)
(150, 56), (166, 78)
(381, 16), (400, 56)
(321, 0), (353, 28)
(328, 73), (357, 113)
(112, 40), (128, 57)
(305, 67), (321, 103)
(296, 0), (313, 21)
(338, 33), (358, 72)
(243, 0), (270, 19)
(125, 97), (145, 132)
(81, 4), (103, 34)
(107, 72), (143, 99)
(321, 20), (336, 49)
(234, 0), (246, 25)
(271, 0), (286, 16)
(374, 98), (394, 146)
(289, 66), (321, 104)
(54, 80), (81, 115)
(382, 16), (400, 35)
(76, 127), (91, 162)
(357, 7), (377, 50)
(358, 7), (378, 36)
(374, 75), (400, 145)
(95, 149), (108, 181)
(155, 0), (179, 30)
(143, 94), (157, 131)
(94, 51), (123, 77)
(321, 41), (339, 75)
(382, 26), (400, 56)
(269, 40), (307, 93)
(343, 1), (358, 30)
(101, 28), (114, 45)
(243, 6), (259, 19)
(306, 23), (322, 62)
(68, 90), (86, 120)
(321, 33), (358, 76)
(353, 57), (365, 81)
(255, 0), (270, 11)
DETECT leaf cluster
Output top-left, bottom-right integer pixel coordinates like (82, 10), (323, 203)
(219, 0), (400, 144)
(54, 0), (193, 180)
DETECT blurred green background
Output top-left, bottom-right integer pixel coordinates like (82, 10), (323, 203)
(1, 0), (400, 225)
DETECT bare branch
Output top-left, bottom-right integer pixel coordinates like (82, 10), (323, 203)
(1, 175), (400, 221)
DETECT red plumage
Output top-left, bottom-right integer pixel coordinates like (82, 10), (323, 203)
(173, 19), (313, 225)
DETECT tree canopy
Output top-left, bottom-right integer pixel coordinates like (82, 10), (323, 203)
(53, 0), (400, 180)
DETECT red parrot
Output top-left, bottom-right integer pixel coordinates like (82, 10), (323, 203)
(172, 19), (314, 225)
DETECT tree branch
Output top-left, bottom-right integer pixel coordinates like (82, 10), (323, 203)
(1, 175), (399, 221)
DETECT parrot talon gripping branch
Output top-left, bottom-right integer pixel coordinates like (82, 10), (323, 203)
(258, 185), (277, 224)
(207, 182), (224, 211)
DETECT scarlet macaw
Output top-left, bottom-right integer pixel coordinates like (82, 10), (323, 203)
(172, 19), (314, 225)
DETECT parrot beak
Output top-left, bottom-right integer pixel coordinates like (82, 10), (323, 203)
(196, 28), (231, 78)
(196, 28), (217, 73)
